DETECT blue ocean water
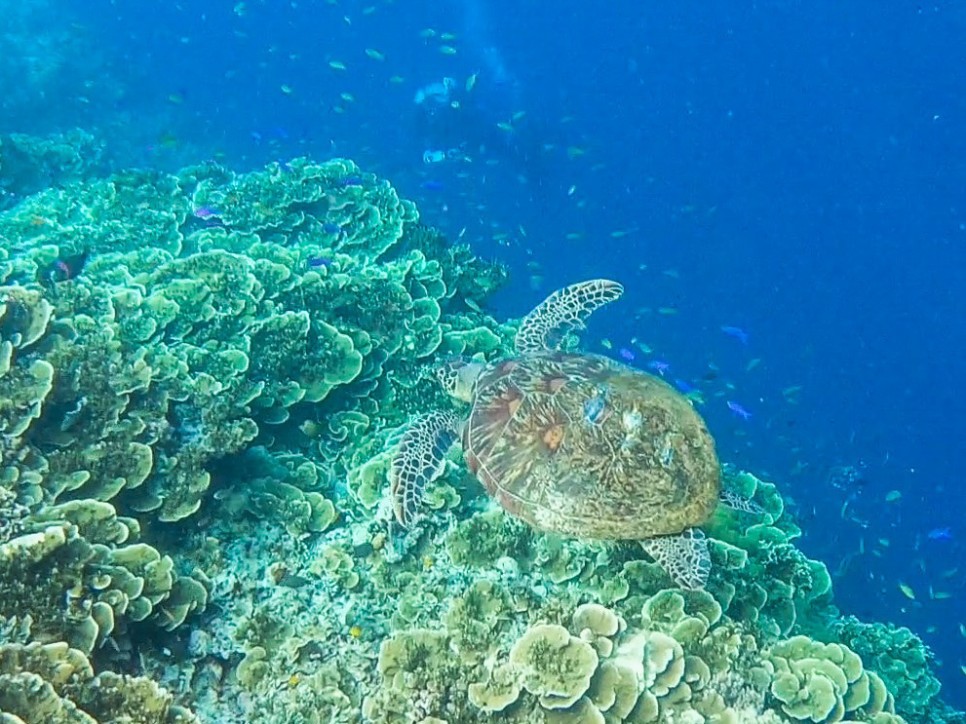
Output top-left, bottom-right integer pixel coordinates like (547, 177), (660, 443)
(3, 0), (964, 713)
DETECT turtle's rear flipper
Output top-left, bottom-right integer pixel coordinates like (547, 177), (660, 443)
(719, 489), (765, 515)
(641, 528), (711, 590)
(390, 411), (461, 527)
(515, 279), (624, 353)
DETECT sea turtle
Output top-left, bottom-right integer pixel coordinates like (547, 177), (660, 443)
(390, 279), (736, 589)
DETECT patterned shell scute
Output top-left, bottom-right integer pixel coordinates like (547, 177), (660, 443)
(463, 351), (720, 540)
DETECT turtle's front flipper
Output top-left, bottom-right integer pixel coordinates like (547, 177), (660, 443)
(641, 528), (711, 590)
(719, 489), (764, 515)
(515, 279), (624, 353)
(390, 410), (462, 527)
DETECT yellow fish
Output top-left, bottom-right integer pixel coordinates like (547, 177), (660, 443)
(884, 490), (902, 502)
(328, 60), (347, 71)
(898, 583), (916, 600)
(365, 48), (385, 61)
(439, 45), (458, 56)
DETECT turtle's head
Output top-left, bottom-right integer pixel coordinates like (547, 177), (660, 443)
(436, 357), (484, 403)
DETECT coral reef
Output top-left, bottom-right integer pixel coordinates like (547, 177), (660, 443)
(0, 155), (506, 720)
(0, 153), (959, 723)
(0, 641), (195, 723)
(0, 129), (105, 202)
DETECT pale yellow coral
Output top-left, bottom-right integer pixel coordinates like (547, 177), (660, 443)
(573, 602), (625, 657)
(467, 663), (522, 713)
(509, 623), (599, 710)
(766, 636), (898, 724)
(0, 641), (194, 722)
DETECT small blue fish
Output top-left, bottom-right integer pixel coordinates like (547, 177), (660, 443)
(420, 179), (445, 191)
(726, 400), (752, 420)
(193, 205), (219, 219)
(322, 222), (342, 235)
(926, 527), (952, 541)
(673, 378), (694, 394)
(618, 347), (635, 361)
(341, 176), (364, 187)
(721, 325), (749, 345)
(648, 360), (670, 376)
(307, 256), (332, 268)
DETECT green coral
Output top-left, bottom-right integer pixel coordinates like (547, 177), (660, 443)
(830, 617), (943, 721)
(705, 468), (834, 639)
(192, 157), (417, 263)
(445, 508), (535, 568)
(0, 129), (104, 197)
(0, 511), (208, 651)
(0, 154), (510, 721)
(217, 451), (338, 538)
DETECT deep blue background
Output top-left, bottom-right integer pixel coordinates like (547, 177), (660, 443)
(10, 0), (965, 704)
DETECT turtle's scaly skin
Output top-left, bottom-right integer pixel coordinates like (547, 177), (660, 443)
(463, 351), (720, 540)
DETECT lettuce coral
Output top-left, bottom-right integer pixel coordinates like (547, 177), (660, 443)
(509, 623), (599, 709)
(830, 616), (943, 721)
(0, 641), (195, 723)
(0, 154), (506, 717)
(767, 635), (897, 723)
